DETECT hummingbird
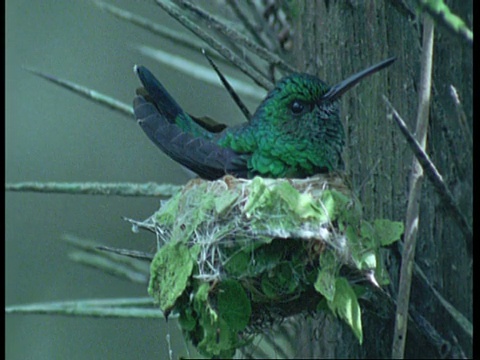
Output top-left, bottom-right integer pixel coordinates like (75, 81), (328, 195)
(133, 57), (395, 180)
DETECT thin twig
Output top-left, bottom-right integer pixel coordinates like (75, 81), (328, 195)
(246, 0), (288, 52)
(97, 245), (155, 261)
(122, 216), (157, 234)
(62, 234), (150, 274)
(391, 15), (435, 359)
(449, 84), (472, 151)
(386, 0), (416, 21)
(24, 67), (133, 117)
(5, 181), (180, 197)
(92, 0), (227, 65)
(69, 251), (148, 283)
(393, 240), (473, 341)
(202, 50), (252, 121)
(225, 0), (274, 51)
(6, 298), (165, 319)
(383, 98), (472, 256)
(178, 0), (270, 81)
(64, 234), (150, 284)
(409, 306), (452, 357)
(414, 263), (472, 338)
(155, 0), (273, 90)
(136, 45), (266, 101)
(375, 284), (461, 358)
(179, 0), (295, 73)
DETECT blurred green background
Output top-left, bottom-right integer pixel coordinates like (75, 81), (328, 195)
(6, 1), (254, 358)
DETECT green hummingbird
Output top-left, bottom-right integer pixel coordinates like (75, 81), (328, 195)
(133, 57), (395, 180)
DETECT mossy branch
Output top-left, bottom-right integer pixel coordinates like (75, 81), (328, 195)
(5, 181), (180, 198)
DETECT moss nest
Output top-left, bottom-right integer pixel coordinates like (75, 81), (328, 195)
(145, 174), (403, 358)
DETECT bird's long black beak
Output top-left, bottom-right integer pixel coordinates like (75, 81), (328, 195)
(321, 57), (396, 101)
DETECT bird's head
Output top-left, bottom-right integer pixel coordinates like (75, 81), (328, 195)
(248, 57), (395, 174)
(252, 57), (396, 133)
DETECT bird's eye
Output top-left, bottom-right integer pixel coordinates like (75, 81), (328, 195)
(290, 100), (305, 114)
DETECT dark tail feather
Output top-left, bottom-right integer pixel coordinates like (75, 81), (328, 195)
(134, 96), (249, 180)
(134, 65), (217, 139)
(134, 65), (184, 122)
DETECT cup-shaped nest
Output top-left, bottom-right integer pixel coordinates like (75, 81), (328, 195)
(146, 174), (403, 358)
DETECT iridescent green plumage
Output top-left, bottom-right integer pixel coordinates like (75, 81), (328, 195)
(217, 73), (344, 177)
(134, 58), (395, 179)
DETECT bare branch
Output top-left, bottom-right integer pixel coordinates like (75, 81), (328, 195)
(225, 0), (274, 51)
(383, 97), (472, 255)
(92, 0), (227, 64)
(155, 0), (273, 90)
(62, 234), (150, 283)
(202, 50), (252, 121)
(68, 251), (148, 283)
(449, 85), (472, 152)
(6, 298), (164, 319)
(392, 15), (435, 359)
(24, 67), (133, 117)
(96, 245), (155, 261)
(414, 263), (473, 338)
(179, 0), (296, 73)
(136, 45), (266, 101)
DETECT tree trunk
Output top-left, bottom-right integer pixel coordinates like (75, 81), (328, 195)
(289, 1), (472, 358)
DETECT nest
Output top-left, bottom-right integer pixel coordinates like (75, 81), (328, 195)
(144, 174), (403, 358)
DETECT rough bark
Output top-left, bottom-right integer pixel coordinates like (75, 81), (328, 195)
(289, 1), (472, 358)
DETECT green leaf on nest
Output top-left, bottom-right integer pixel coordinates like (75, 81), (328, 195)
(243, 177), (334, 223)
(154, 191), (182, 226)
(327, 277), (363, 344)
(274, 181), (323, 220)
(315, 250), (337, 301)
(148, 242), (198, 311)
(217, 279), (251, 332)
(243, 177), (270, 218)
(189, 281), (250, 358)
(373, 219), (404, 246)
(197, 314), (235, 358)
(314, 268), (336, 302)
(223, 250), (250, 277)
(194, 282), (211, 313)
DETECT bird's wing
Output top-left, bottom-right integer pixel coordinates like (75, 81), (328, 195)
(135, 65), (219, 139)
(136, 86), (227, 134)
(190, 115), (228, 133)
(134, 95), (249, 180)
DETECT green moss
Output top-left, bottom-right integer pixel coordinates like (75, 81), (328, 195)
(148, 175), (403, 357)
